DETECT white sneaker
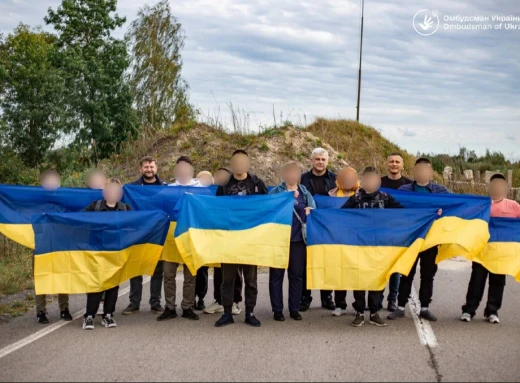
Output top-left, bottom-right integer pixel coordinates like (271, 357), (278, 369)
(83, 315), (95, 330)
(332, 308), (345, 317)
(97, 301), (104, 315)
(232, 302), (242, 315)
(487, 314), (500, 324)
(460, 313), (471, 322)
(203, 301), (224, 314)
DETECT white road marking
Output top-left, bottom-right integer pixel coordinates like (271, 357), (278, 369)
(409, 286), (439, 348)
(0, 277), (151, 360)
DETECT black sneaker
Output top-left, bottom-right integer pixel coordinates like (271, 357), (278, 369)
(387, 308), (405, 320)
(60, 309), (73, 321)
(419, 309), (438, 322)
(245, 312), (261, 327)
(369, 313), (387, 327)
(290, 311), (302, 321)
(182, 308), (200, 320)
(195, 299), (205, 311)
(352, 312), (365, 327)
(157, 307), (177, 321)
(82, 315), (95, 330)
(102, 314), (117, 328)
(215, 313), (234, 327)
(387, 301), (397, 312)
(122, 304), (140, 316)
(151, 303), (165, 314)
(273, 312), (285, 321)
(299, 296), (312, 312)
(321, 298), (336, 311)
(37, 311), (49, 324)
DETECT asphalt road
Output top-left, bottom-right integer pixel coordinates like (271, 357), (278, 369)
(1, 259), (519, 382)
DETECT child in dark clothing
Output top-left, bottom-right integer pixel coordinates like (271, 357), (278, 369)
(82, 178), (132, 330)
(341, 167), (403, 327)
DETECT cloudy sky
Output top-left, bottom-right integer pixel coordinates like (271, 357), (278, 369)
(1, 0), (519, 158)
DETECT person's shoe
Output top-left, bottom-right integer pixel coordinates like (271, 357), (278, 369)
(419, 309), (438, 322)
(37, 311), (49, 324)
(182, 308), (200, 320)
(387, 308), (405, 320)
(60, 309), (73, 321)
(369, 313), (387, 327)
(195, 299), (205, 311)
(352, 312), (365, 327)
(232, 302), (242, 315)
(102, 314), (117, 328)
(332, 308), (346, 317)
(487, 314), (500, 324)
(151, 303), (165, 314)
(273, 312), (285, 321)
(215, 313), (234, 327)
(97, 301), (104, 315)
(82, 315), (95, 330)
(321, 298), (336, 311)
(245, 312), (261, 327)
(157, 307), (178, 321)
(122, 304), (140, 316)
(290, 311), (303, 321)
(460, 313), (472, 322)
(203, 301), (224, 314)
(387, 301), (397, 312)
(299, 296), (312, 312)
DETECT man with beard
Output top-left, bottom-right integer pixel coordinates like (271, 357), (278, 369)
(122, 156), (167, 315)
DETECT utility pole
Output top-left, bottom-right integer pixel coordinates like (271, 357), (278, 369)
(356, 0), (365, 122)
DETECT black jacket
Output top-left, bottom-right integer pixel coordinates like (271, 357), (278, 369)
(83, 200), (132, 212)
(341, 189), (403, 209)
(128, 175), (167, 186)
(300, 169), (337, 196)
(216, 173), (268, 196)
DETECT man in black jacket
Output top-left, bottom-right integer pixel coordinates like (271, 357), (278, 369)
(214, 150), (268, 328)
(122, 156), (167, 316)
(300, 148), (337, 312)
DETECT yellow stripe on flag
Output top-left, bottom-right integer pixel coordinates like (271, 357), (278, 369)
(0, 223), (35, 249)
(473, 242), (520, 282)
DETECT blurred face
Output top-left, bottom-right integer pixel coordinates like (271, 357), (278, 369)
(387, 155), (404, 176)
(311, 153), (328, 174)
(103, 183), (123, 205)
(361, 172), (381, 193)
(489, 179), (508, 201)
(174, 162), (194, 185)
(41, 175), (61, 191)
(87, 173), (106, 190)
(198, 174), (213, 187)
(283, 165), (301, 185)
(412, 163), (433, 185)
(337, 170), (358, 190)
(214, 170), (231, 186)
(140, 161), (157, 181)
(230, 153), (250, 175)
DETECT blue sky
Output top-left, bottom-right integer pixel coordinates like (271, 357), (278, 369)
(1, 0), (519, 159)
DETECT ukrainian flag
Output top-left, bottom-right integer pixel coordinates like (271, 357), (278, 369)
(307, 208), (438, 291)
(123, 185), (214, 264)
(473, 217), (520, 282)
(33, 210), (169, 294)
(0, 185), (101, 249)
(174, 193), (293, 275)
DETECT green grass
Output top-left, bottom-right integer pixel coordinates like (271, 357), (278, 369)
(0, 293), (34, 318)
(0, 235), (34, 296)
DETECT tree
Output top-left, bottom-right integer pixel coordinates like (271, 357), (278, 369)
(127, 0), (194, 129)
(45, 0), (137, 161)
(0, 24), (69, 167)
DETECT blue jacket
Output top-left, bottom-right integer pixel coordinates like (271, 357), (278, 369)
(269, 182), (317, 209)
(398, 181), (450, 194)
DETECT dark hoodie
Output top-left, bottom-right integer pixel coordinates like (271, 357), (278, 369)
(341, 189), (403, 209)
(216, 173), (268, 196)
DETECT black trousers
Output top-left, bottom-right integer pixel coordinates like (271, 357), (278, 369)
(214, 267), (243, 304)
(334, 290), (347, 310)
(221, 264), (257, 312)
(85, 285), (119, 318)
(195, 266), (209, 301)
(398, 247), (438, 308)
(353, 290), (382, 314)
(462, 262), (506, 317)
(301, 259), (333, 303)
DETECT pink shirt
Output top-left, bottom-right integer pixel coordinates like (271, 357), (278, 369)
(490, 198), (520, 218)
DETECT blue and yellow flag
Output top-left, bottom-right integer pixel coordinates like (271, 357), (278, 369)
(123, 185), (215, 264)
(0, 185), (101, 249)
(473, 217), (520, 282)
(174, 193), (293, 274)
(307, 208), (438, 291)
(33, 210), (169, 294)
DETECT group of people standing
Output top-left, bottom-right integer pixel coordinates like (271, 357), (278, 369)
(33, 147), (520, 330)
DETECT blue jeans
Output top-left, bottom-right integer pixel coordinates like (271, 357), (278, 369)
(380, 272), (401, 305)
